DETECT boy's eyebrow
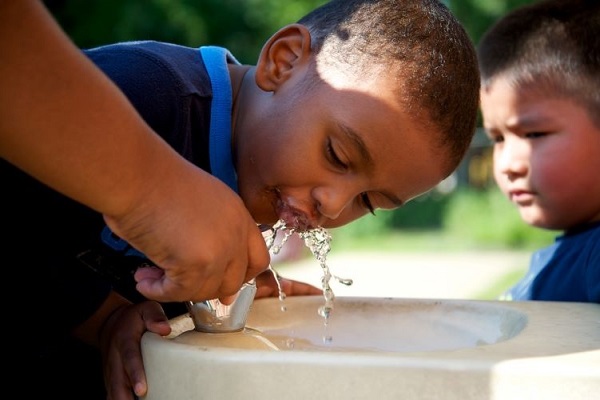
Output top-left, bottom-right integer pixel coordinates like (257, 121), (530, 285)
(507, 115), (540, 131)
(339, 123), (403, 207)
(339, 123), (374, 168)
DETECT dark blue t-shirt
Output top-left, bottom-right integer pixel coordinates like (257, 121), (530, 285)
(502, 221), (600, 303)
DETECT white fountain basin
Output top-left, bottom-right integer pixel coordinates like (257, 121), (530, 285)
(141, 296), (600, 400)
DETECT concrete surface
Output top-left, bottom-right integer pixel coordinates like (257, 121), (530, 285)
(143, 298), (600, 400)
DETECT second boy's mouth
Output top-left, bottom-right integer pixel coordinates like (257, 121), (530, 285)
(508, 188), (536, 206)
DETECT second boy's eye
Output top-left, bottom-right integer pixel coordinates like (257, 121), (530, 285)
(360, 192), (376, 215)
(524, 131), (547, 139)
(487, 134), (503, 144)
(326, 138), (347, 169)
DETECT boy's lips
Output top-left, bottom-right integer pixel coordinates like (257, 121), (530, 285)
(275, 201), (315, 232)
(509, 189), (535, 205)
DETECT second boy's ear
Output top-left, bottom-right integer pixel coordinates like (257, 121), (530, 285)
(255, 24), (312, 92)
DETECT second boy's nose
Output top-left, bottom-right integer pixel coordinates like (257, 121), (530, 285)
(496, 138), (530, 178)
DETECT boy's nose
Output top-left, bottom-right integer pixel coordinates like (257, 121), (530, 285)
(313, 185), (352, 222)
(495, 138), (529, 177)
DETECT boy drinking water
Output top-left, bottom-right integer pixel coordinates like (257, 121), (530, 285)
(7, 0), (480, 398)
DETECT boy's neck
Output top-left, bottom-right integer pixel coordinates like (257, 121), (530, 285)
(229, 64), (252, 111)
(229, 64), (253, 149)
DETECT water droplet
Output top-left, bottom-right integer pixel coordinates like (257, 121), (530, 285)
(278, 292), (287, 302)
(334, 276), (353, 286)
(324, 289), (335, 302)
(318, 305), (332, 319)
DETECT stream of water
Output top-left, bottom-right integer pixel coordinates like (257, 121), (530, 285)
(266, 220), (353, 330)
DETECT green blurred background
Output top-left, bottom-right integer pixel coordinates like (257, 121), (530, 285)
(45, 0), (557, 253)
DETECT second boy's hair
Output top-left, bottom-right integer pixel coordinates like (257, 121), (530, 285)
(478, 0), (600, 127)
(297, 0), (480, 174)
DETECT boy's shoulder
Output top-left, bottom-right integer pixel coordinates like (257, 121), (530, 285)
(87, 40), (196, 53)
(554, 220), (600, 280)
(503, 222), (600, 301)
(85, 40), (201, 68)
(86, 40), (212, 96)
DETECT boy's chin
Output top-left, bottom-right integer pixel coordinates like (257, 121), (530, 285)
(519, 209), (553, 229)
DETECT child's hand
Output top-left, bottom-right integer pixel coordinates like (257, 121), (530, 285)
(254, 269), (322, 298)
(106, 170), (271, 303)
(99, 300), (171, 400)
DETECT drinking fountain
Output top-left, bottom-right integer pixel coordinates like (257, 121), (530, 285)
(140, 223), (600, 400)
(141, 296), (599, 400)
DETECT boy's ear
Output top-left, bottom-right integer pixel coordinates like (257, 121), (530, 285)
(255, 24), (312, 92)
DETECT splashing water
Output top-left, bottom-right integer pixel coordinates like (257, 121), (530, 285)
(267, 219), (353, 325)
(298, 226), (335, 320)
(263, 221), (288, 309)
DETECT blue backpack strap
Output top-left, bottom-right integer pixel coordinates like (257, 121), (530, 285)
(100, 46), (241, 255)
(200, 45), (238, 193)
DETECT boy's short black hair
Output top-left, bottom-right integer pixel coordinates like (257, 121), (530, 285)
(478, 0), (600, 126)
(298, 0), (480, 175)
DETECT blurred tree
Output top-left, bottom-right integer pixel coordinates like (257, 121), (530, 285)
(448, 0), (536, 44)
(46, 0), (540, 49)
(45, 0), (325, 63)
(45, 0), (538, 61)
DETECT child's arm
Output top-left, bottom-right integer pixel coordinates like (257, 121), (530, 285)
(0, 0), (270, 303)
(73, 274), (318, 400)
(73, 291), (170, 400)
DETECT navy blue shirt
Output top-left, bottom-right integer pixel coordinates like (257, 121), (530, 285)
(87, 40), (213, 167)
(502, 221), (600, 303)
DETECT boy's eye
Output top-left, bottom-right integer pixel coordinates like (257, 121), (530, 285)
(524, 131), (547, 139)
(326, 139), (347, 169)
(484, 129), (503, 144)
(487, 134), (503, 144)
(326, 138), (374, 215)
(360, 192), (376, 215)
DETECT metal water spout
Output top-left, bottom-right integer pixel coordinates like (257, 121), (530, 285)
(186, 279), (257, 333)
(186, 224), (280, 333)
